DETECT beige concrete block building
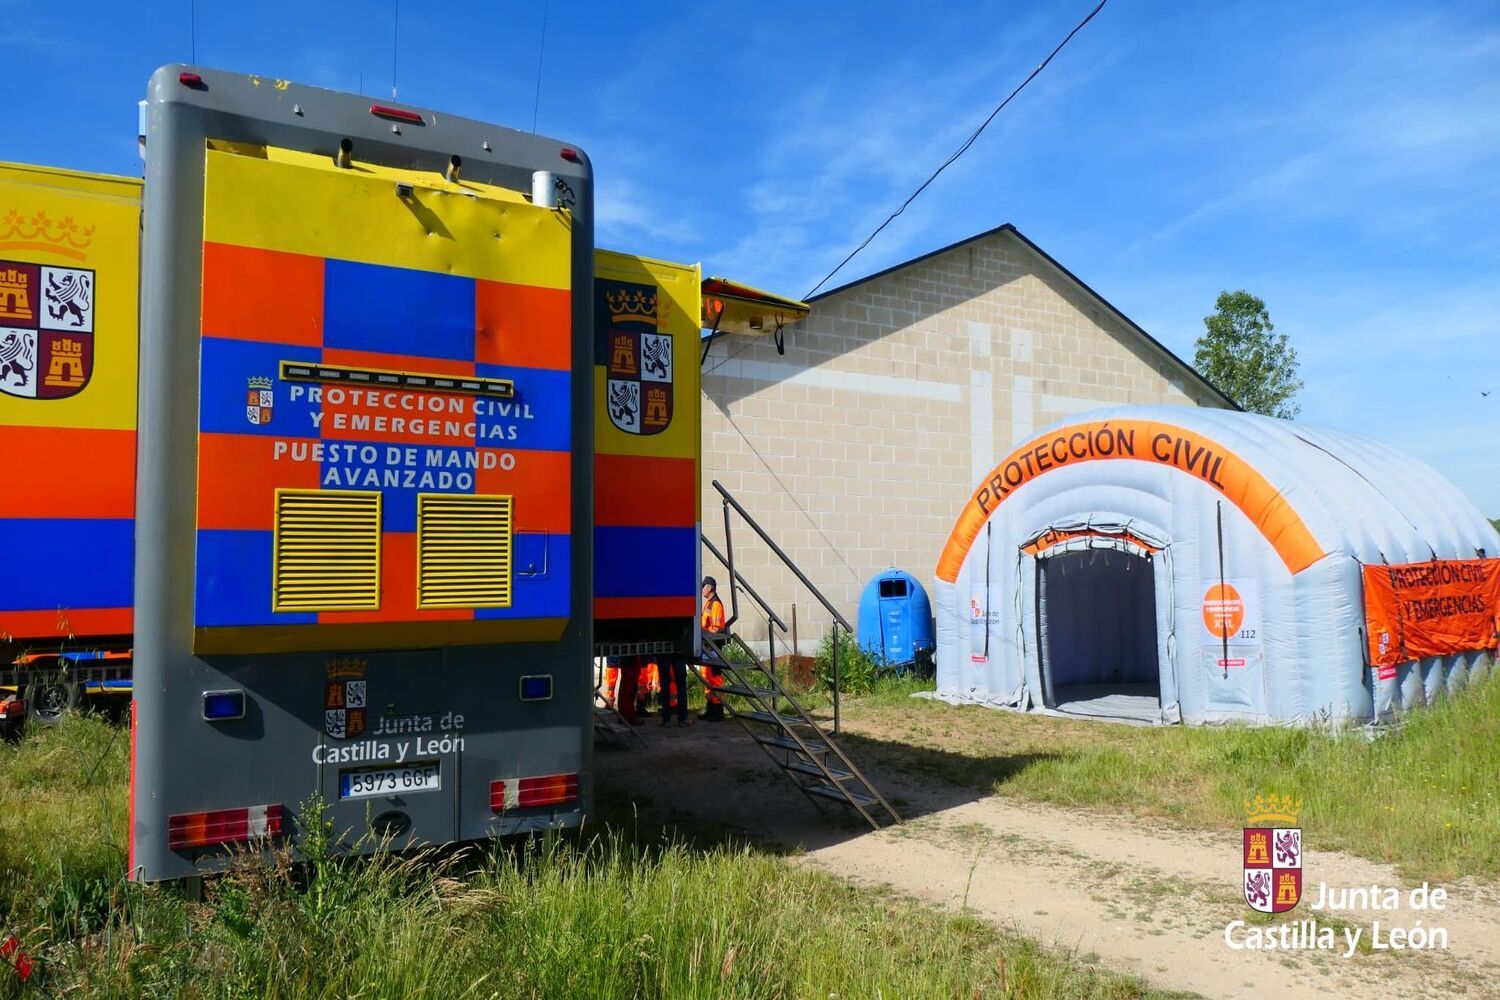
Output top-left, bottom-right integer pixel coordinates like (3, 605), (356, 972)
(699, 224), (1233, 652)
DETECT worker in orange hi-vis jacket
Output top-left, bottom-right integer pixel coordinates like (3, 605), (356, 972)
(700, 576), (728, 722)
(637, 659), (659, 718)
(604, 658), (620, 706)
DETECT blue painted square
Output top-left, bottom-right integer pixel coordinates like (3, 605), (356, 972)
(0, 518), (133, 610)
(474, 533), (571, 620)
(474, 363), (571, 453)
(324, 259), (476, 362)
(195, 529), (317, 627)
(199, 337), (322, 437)
(594, 526), (697, 598)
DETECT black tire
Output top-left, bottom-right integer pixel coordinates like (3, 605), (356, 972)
(24, 676), (79, 726)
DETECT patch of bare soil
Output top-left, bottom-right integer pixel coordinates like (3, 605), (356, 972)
(594, 711), (1500, 999)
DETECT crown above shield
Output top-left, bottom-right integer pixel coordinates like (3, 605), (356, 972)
(325, 654), (367, 679)
(0, 208), (96, 258)
(1244, 793), (1301, 826)
(606, 288), (657, 323)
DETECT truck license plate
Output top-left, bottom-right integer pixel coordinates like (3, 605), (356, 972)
(340, 762), (440, 800)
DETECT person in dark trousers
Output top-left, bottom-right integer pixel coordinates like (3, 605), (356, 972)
(614, 655), (644, 726)
(700, 576), (728, 721)
(658, 656), (689, 727)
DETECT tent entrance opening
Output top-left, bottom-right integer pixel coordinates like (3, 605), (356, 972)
(1038, 548), (1159, 722)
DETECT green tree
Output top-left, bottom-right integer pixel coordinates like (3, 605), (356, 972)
(1194, 290), (1303, 418)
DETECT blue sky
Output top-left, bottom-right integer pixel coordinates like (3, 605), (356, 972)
(4, 0), (1497, 513)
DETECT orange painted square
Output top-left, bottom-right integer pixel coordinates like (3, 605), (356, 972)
(0, 426), (135, 519)
(197, 433), (320, 530)
(594, 454), (696, 527)
(0, 607), (133, 640)
(474, 281), (571, 371)
(202, 242), (324, 346)
(594, 596), (696, 620)
(475, 448), (571, 533)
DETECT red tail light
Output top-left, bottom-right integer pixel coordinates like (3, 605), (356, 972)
(179, 72), (205, 88)
(559, 147), (579, 162)
(490, 772), (579, 811)
(168, 803), (285, 849)
(1, 699), (24, 719)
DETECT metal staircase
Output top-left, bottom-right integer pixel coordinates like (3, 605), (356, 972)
(696, 481), (901, 831)
(692, 633), (899, 830)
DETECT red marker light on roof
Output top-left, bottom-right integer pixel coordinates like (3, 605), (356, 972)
(370, 104), (424, 125)
(179, 72), (205, 88)
(559, 147), (579, 162)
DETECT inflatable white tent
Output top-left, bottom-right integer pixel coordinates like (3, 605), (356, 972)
(932, 406), (1500, 725)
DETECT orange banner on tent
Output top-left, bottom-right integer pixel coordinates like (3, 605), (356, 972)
(1363, 560), (1500, 669)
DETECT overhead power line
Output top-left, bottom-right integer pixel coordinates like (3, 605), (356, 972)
(802, 0), (1110, 300)
(532, 0), (550, 132)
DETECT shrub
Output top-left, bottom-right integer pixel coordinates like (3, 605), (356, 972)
(815, 627), (881, 697)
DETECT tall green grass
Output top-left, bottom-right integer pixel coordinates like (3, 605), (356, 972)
(0, 715), (1166, 998)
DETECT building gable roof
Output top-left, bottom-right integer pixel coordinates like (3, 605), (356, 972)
(807, 223), (1240, 411)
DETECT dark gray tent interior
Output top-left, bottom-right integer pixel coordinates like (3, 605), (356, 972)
(1037, 548), (1159, 722)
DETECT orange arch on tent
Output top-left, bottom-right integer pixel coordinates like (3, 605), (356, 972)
(935, 419), (1325, 583)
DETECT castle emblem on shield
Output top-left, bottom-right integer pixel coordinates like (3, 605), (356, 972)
(602, 280), (671, 436)
(324, 655), (367, 739)
(0, 260), (95, 400)
(1243, 794), (1302, 913)
(247, 375), (274, 425)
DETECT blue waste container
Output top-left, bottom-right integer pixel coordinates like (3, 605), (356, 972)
(857, 569), (935, 673)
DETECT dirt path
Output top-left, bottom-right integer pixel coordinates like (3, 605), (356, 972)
(594, 715), (1500, 999)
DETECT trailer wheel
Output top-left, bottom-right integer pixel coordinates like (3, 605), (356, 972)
(24, 676), (79, 726)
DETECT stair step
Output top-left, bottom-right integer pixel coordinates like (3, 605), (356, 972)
(753, 732), (829, 756)
(736, 709), (815, 729)
(717, 682), (777, 700)
(785, 758), (854, 783)
(804, 782), (878, 808)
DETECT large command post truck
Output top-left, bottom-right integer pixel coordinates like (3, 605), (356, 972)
(132, 67), (604, 880)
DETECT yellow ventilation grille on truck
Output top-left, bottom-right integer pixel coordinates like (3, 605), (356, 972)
(272, 490), (382, 612)
(417, 493), (514, 609)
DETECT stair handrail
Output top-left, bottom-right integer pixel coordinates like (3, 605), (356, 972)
(710, 478), (854, 732)
(701, 534), (788, 634)
(711, 480), (852, 632)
